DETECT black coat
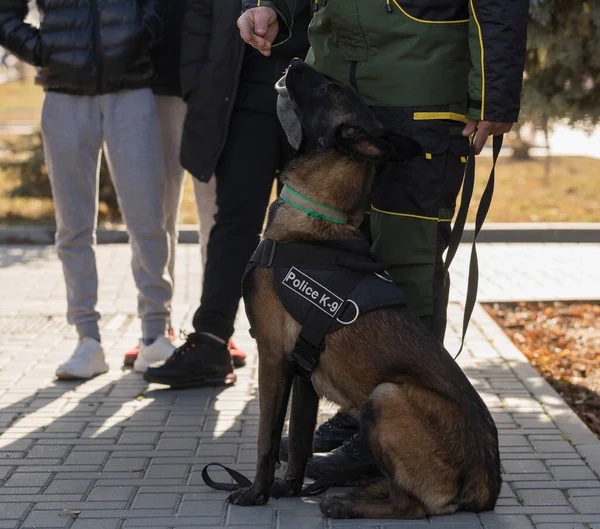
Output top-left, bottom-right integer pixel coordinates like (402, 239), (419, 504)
(179, 0), (310, 181)
(150, 0), (185, 96)
(0, 0), (164, 95)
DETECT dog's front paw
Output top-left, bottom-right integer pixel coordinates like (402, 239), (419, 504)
(270, 478), (302, 498)
(228, 487), (269, 506)
(320, 496), (354, 519)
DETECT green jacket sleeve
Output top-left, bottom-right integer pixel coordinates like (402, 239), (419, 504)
(467, 0), (529, 123)
(0, 0), (42, 66)
(242, 0), (296, 45)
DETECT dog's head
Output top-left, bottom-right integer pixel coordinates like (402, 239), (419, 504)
(284, 59), (422, 162)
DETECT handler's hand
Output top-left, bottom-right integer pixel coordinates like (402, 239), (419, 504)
(462, 120), (513, 154)
(237, 7), (279, 57)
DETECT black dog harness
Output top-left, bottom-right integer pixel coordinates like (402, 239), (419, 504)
(244, 237), (406, 379)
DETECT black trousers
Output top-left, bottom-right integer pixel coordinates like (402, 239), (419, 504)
(192, 107), (293, 340)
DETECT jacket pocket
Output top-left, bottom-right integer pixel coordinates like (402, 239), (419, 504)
(392, 0), (469, 23)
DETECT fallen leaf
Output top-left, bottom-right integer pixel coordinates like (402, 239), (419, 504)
(59, 509), (81, 518)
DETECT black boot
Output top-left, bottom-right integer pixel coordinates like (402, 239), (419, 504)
(144, 333), (236, 388)
(280, 411), (359, 462)
(305, 432), (381, 486)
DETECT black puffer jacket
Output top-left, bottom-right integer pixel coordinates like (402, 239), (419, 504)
(0, 0), (164, 95)
(179, 0), (310, 181)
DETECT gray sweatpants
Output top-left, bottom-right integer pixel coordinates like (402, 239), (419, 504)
(42, 89), (172, 341)
(154, 95), (216, 277)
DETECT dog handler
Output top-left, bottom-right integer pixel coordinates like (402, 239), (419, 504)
(237, 0), (529, 481)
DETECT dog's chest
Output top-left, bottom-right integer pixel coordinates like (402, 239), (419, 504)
(311, 368), (355, 410)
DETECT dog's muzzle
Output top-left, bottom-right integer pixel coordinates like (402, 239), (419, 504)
(275, 74), (303, 151)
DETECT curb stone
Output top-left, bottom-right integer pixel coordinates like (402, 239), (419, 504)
(1, 223), (600, 245)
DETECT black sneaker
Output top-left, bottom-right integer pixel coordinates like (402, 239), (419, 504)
(279, 411), (359, 462)
(305, 432), (381, 486)
(143, 333), (236, 389)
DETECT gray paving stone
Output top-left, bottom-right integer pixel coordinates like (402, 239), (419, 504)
(45, 420), (86, 433)
(197, 442), (239, 458)
(480, 513), (534, 529)
(531, 440), (576, 453)
(535, 525), (585, 529)
(177, 499), (225, 516)
(87, 486), (135, 502)
(156, 437), (197, 451)
(277, 512), (326, 529)
(71, 521), (122, 529)
(227, 505), (274, 525)
(64, 451), (109, 465)
(4, 472), (51, 487)
(26, 444), (71, 459)
(499, 435), (531, 447)
(118, 432), (158, 445)
(45, 479), (92, 494)
(0, 466), (13, 480)
(22, 510), (71, 528)
(494, 506), (573, 514)
(502, 460), (547, 474)
(122, 518), (225, 527)
(551, 465), (598, 480)
(569, 495), (600, 514)
(146, 463), (189, 479)
(131, 492), (180, 509)
(0, 502), (30, 519)
(514, 481), (600, 489)
(519, 489), (569, 505)
(104, 457), (147, 472)
(532, 515), (600, 523)
(31, 501), (128, 510)
(0, 494), (83, 502)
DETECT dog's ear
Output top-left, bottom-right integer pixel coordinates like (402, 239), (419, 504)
(335, 126), (423, 162)
(335, 125), (394, 161)
(382, 133), (423, 162)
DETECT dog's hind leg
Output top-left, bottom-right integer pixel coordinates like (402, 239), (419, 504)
(320, 477), (426, 519)
(272, 376), (319, 498)
(363, 382), (460, 518)
(228, 336), (294, 507)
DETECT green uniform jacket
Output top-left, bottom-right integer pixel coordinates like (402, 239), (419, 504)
(243, 0), (529, 123)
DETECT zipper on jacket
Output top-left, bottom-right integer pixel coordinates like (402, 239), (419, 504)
(313, 0), (319, 12)
(385, 0), (392, 13)
(90, 0), (103, 93)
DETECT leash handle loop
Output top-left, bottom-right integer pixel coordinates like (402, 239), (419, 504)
(201, 463), (253, 492)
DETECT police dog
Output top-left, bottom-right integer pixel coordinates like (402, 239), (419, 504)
(229, 59), (501, 519)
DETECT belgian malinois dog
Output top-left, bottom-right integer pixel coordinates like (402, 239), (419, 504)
(229, 59), (501, 519)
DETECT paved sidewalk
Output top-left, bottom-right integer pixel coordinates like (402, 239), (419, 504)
(0, 243), (599, 529)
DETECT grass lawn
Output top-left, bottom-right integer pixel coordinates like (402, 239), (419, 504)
(0, 78), (598, 225)
(1, 155), (600, 226)
(471, 156), (600, 223)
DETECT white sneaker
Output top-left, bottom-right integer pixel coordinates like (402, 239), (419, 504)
(134, 335), (175, 373)
(56, 338), (109, 380)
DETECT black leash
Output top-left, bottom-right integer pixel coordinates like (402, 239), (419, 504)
(201, 462), (376, 497)
(445, 134), (503, 359)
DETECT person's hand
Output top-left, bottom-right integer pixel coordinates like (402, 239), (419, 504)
(462, 120), (513, 154)
(237, 7), (280, 57)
